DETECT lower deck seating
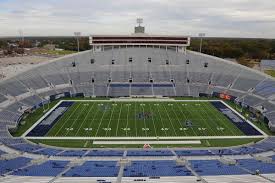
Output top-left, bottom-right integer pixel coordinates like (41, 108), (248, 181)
(12, 160), (69, 176)
(34, 148), (64, 156)
(9, 143), (43, 153)
(127, 150), (173, 156)
(123, 160), (193, 177)
(237, 159), (275, 174)
(175, 150), (213, 156)
(84, 150), (124, 157)
(0, 157), (31, 175)
(0, 149), (6, 155)
(190, 160), (247, 176)
(63, 161), (119, 177)
(57, 150), (87, 157)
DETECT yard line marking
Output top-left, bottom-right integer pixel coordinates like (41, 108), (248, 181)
(141, 104), (148, 137)
(115, 103), (123, 136)
(196, 102), (222, 136)
(148, 103), (158, 137)
(162, 103), (177, 136)
(175, 103), (197, 136)
(200, 102), (227, 135)
(64, 104), (88, 137)
(188, 103), (217, 136)
(134, 102), (138, 137)
(170, 102), (187, 136)
(52, 103), (82, 136)
(95, 102), (111, 137)
(204, 102), (238, 136)
(105, 102), (116, 137)
(86, 102), (102, 136)
(155, 102), (167, 137)
(75, 102), (95, 136)
(125, 104), (130, 136)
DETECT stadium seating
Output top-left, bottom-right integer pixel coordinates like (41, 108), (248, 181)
(0, 157), (31, 175)
(57, 150), (87, 157)
(0, 110), (21, 124)
(126, 150), (174, 156)
(190, 160), (247, 176)
(85, 150), (124, 157)
(175, 150), (213, 156)
(0, 47), (275, 181)
(0, 80), (29, 97)
(12, 160), (69, 176)
(0, 94), (7, 103)
(237, 159), (275, 174)
(123, 160), (193, 177)
(63, 161), (119, 177)
(253, 79), (275, 98)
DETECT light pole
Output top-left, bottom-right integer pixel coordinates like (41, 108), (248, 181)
(198, 33), (205, 53)
(19, 29), (24, 55)
(74, 32), (81, 52)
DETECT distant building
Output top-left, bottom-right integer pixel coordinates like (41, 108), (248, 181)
(89, 20), (190, 54)
(134, 25), (145, 34)
(43, 44), (56, 50)
(261, 60), (275, 70)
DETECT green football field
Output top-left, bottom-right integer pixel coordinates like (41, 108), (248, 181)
(45, 100), (245, 137)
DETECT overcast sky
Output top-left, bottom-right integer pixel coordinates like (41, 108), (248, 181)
(0, 0), (275, 38)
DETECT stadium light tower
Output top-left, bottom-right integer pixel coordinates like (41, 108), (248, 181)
(74, 32), (81, 52)
(198, 33), (206, 53)
(137, 18), (143, 26)
(19, 29), (24, 55)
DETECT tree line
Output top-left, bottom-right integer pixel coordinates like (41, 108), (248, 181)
(190, 38), (275, 60)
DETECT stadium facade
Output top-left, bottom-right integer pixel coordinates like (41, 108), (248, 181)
(0, 23), (275, 182)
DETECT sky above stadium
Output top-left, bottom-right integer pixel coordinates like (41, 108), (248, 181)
(0, 0), (275, 38)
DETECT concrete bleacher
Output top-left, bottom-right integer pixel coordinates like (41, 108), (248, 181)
(241, 95), (265, 107)
(0, 47), (273, 103)
(0, 110), (21, 123)
(253, 79), (275, 98)
(20, 95), (42, 106)
(0, 94), (7, 103)
(17, 71), (49, 90)
(0, 80), (29, 97)
(232, 70), (266, 92)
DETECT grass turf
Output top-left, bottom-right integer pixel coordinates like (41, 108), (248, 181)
(45, 101), (245, 137)
(264, 70), (275, 77)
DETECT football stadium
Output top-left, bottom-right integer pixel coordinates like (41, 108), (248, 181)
(0, 22), (275, 183)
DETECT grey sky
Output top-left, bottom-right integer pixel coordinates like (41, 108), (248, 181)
(0, 0), (275, 38)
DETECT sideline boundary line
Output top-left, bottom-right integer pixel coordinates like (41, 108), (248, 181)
(25, 135), (264, 140)
(21, 100), (63, 137)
